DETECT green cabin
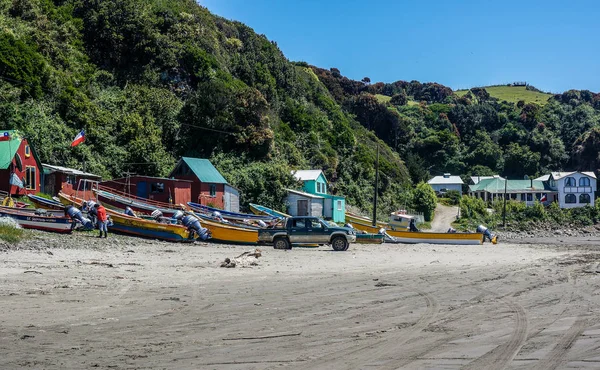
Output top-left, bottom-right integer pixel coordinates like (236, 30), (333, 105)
(289, 170), (346, 223)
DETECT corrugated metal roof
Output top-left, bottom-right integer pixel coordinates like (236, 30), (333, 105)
(43, 163), (101, 179)
(179, 157), (228, 184)
(470, 175), (503, 184)
(292, 170), (324, 182)
(286, 188), (324, 199)
(0, 130), (22, 169)
(550, 171), (597, 180)
(428, 175), (464, 185)
(469, 178), (553, 193)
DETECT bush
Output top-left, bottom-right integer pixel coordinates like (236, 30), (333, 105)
(413, 182), (437, 221)
(444, 190), (461, 205)
(459, 196), (487, 219)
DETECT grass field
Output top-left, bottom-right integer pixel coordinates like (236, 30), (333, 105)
(376, 94), (420, 106)
(454, 86), (553, 105)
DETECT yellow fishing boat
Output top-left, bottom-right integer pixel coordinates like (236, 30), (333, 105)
(345, 212), (388, 228)
(59, 192), (258, 244)
(386, 212), (483, 245)
(385, 229), (483, 245)
(346, 220), (383, 234)
(200, 218), (258, 245)
(58, 192), (196, 242)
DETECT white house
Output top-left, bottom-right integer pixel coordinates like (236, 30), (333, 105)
(428, 173), (464, 195)
(547, 172), (596, 209)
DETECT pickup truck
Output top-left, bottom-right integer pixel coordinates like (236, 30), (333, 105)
(258, 216), (356, 251)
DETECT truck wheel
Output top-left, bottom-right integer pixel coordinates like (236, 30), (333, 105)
(274, 237), (291, 250)
(331, 236), (348, 251)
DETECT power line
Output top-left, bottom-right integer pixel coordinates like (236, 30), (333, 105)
(179, 122), (238, 136)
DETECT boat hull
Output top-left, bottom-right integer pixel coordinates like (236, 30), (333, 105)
(187, 202), (274, 222)
(201, 218), (258, 245)
(348, 220), (383, 234)
(346, 212), (388, 228)
(108, 212), (194, 242)
(249, 203), (289, 218)
(386, 230), (483, 245)
(355, 233), (385, 244)
(0, 209), (73, 233)
(27, 194), (65, 210)
(95, 190), (181, 217)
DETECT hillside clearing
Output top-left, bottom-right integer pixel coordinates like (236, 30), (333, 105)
(455, 85), (553, 105)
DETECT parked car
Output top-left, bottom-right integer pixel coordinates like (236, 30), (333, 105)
(258, 216), (356, 251)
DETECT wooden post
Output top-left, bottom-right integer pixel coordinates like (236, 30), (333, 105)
(503, 177), (508, 227)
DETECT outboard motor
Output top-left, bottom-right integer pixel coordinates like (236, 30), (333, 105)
(447, 227), (457, 233)
(181, 214), (210, 241)
(151, 209), (163, 220)
(477, 224), (497, 244)
(64, 205), (93, 230)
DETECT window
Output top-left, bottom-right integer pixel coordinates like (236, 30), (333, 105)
(151, 183), (164, 193)
(25, 166), (36, 190)
(580, 194), (591, 204)
(527, 193), (533, 201)
(520, 194), (525, 201)
(579, 177), (591, 187)
(565, 194), (576, 204)
(308, 219), (323, 229)
(24, 145), (30, 158)
(337, 200), (342, 211)
(565, 177), (576, 187)
(210, 184), (216, 197)
(291, 219), (305, 229)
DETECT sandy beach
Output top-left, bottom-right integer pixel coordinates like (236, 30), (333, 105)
(2, 232), (600, 369)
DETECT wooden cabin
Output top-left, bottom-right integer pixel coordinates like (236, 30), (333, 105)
(291, 170), (346, 223)
(0, 130), (42, 196)
(169, 157), (236, 210)
(43, 164), (102, 197)
(100, 176), (192, 205)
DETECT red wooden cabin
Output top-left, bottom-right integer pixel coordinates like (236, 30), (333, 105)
(0, 130), (42, 196)
(169, 157), (228, 209)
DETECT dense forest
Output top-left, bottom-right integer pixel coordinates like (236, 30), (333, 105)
(1, 0), (600, 217)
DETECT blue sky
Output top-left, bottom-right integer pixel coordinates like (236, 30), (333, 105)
(200, 0), (600, 93)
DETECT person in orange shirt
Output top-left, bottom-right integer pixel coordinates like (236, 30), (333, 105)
(94, 203), (108, 238)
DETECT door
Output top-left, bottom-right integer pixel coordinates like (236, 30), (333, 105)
(289, 218), (307, 243)
(307, 217), (329, 243)
(297, 199), (309, 216)
(137, 181), (147, 198)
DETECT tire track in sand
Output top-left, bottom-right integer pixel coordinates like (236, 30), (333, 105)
(463, 293), (528, 370)
(531, 316), (589, 370)
(302, 289), (439, 370)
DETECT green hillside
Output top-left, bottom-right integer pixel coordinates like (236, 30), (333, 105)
(0, 0), (411, 218)
(1, 0), (600, 219)
(455, 86), (553, 105)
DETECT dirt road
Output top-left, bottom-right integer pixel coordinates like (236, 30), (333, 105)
(2, 232), (600, 369)
(430, 203), (459, 232)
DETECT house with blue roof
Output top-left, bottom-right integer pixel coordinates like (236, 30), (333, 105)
(288, 170), (346, 223)
(169, 157), (239, 212)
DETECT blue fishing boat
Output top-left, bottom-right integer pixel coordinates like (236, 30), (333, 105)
(249, 203), (290, 219)
(28, 194), (65, 210)
(187, 202), (275, 222)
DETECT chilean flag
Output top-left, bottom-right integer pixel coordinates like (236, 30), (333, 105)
(540, 194), (547, 202)
(0, 132), (10, 142)
(71, 129), (85, 147)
